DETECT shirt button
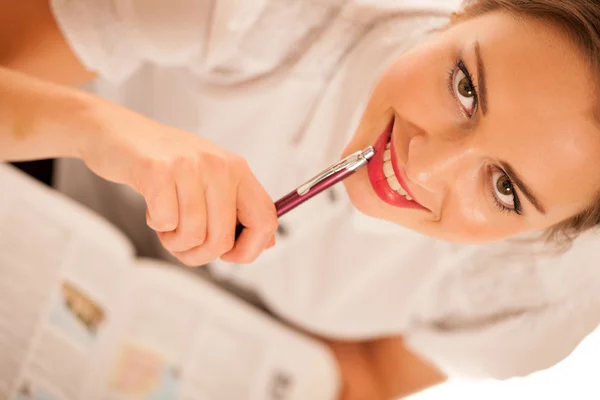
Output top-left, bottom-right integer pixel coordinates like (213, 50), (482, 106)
(276, 223), (289, 238)
(328, 188), (338, 203)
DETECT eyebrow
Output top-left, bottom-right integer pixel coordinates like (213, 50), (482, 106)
(499, 161), (547, 215)
(474, 41), (489, 116)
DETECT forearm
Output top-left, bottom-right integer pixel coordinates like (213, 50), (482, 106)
(0, 66), (96, 162)
(0, 0), (96, 86)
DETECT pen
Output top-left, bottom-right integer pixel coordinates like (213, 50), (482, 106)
(234, 146), (376, 240)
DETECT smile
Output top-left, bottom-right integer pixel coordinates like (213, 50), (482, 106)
(383, 140), (412, 200)
(367, 117), (427, 210)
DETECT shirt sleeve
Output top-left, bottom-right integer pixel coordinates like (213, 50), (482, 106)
(50, 0), (215, 83)
(404, 235), (600, 380)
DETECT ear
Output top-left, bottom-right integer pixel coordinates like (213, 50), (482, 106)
(450, 11), (466, 25)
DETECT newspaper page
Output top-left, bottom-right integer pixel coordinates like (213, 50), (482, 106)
(0, 165), (136, 400)
(98, 259), (341, 400)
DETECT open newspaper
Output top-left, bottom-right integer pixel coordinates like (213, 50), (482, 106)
(0, 164), (340, 400)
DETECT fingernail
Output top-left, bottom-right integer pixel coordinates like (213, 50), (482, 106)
(146, 210), (155, 228)
(147, 214), (176, 232)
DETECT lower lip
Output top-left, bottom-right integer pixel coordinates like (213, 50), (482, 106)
(367, 119), (426, 210)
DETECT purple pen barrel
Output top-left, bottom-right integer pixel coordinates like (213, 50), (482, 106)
(233, 177), (350, 240)
(274, 167), (356, 218)
(234, 146), (375, 241)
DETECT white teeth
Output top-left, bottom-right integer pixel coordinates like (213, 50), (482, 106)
(387, 175), (401, 190)
(383, 149), (391, 161)
(385, 141), (391, 150)
(383, 160), (394, 178)
(381, 146), (413, 201)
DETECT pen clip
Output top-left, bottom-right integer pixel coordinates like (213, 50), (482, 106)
(296, 146), (375, 195)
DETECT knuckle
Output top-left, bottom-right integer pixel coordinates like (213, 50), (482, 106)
(236, 252), (259, 265)
(182, 228), (207, 249)
(211, 232), (235, 254)
(173, 154), (198, 173)
(263, 215), (278, 234)
(132, 158), (154, 192)
(148, 157), (172, 175)
(176, 252), (201, 267)
(230, 154), (249, 170)
(137, 158), (172, 190)
(135, 157), (153, 177)
(202, 151), (230, 171)
(258, 209), (278, 235)
(174, 246), (212, 267)
(157, 231), (177, 251)
(224, 153), (249, 177)
(199, 151), (249, 180)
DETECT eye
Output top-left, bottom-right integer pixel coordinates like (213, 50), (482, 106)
(452, 62), (478, 117)
(492, 169), (516, 209)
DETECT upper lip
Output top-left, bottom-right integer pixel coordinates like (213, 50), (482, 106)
(394, 162), (417, 199)
(389, 117), (429, 210)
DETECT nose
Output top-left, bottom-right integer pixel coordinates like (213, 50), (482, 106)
(406, 135), (479, 194)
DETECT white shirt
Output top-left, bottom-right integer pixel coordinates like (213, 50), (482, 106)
(51, 0), (600, 380)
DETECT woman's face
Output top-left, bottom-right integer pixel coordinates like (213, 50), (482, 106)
(343, 11), (600, 243)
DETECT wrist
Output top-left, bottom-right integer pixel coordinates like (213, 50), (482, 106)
(59, 90), (108, 160)
(0, 67), (110, 162)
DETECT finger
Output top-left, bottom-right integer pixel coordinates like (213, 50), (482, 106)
(221, 171), (277, 264)
(141, 170), (179, 232)
(159, 165), (208, 253)
(174, 173), (237, 266)
(265, 235), (276, 249)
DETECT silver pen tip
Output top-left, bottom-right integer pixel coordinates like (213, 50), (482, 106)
(362, 146), (376, 160)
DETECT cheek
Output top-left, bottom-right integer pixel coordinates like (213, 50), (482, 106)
(375, 44), (450, 120)
(437, 210), (520, 242)
(453, 168), (489, 224)
(438, 197), (495, 241)
(437, 173), (524, 242)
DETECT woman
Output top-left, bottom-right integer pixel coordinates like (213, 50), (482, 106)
(2, 0), (600, 398)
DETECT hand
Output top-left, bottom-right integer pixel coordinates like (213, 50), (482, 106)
(78, 100), (278, 266)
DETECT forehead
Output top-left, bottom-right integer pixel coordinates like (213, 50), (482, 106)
(455, 13), (600, 215)
(461, 12), (595, 114)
